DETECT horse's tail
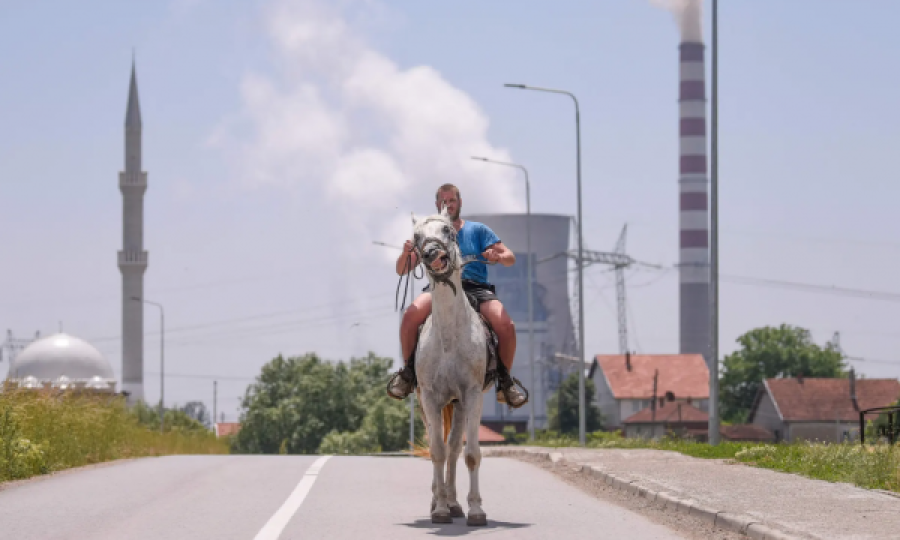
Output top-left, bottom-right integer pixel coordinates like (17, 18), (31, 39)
(442, 404), (453, 443)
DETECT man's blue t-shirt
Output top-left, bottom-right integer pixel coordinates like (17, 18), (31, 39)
(457, 220), (501, 284)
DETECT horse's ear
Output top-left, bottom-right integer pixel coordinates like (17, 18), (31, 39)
(440, 203), (449, 218)
(410, 212), (419, 226)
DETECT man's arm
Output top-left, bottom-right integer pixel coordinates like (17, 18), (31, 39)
(482, 242), (516, 267)
(396, 239), (420, 276)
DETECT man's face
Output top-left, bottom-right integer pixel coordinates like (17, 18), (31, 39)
(436, 189), (461, 221)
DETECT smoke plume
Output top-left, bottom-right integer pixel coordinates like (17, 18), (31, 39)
(211, 0), (522, 258)
(651, 0), (703, 43)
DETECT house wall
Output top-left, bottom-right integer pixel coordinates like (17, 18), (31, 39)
(593, 371), (621, 427)
(751, 391), (785, 441)
(625, 422), (706, 440)
(618, 399), (652, 424)
(787, 422), (860, 443)
(625, 424), (665, 439)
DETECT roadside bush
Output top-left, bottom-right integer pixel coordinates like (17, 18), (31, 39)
(0, 388), (227, 483)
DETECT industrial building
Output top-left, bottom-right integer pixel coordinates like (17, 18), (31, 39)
(462, 213), (577, 431)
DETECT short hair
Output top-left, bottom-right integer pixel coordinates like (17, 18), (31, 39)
(435, 183), (461, 201)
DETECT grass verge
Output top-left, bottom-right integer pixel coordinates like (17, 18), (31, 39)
(1, 388), (228, 483)
(520, 430), (900, 493)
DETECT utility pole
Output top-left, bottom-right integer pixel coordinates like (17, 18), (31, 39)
(652, 369), (658, 422)
(213, 380), (218, 431)
(708, 0), (722, 446)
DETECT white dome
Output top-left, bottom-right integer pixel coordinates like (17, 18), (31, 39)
(12, 333), (114, 381)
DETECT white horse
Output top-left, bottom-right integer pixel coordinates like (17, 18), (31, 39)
(411, 205), (491, 526)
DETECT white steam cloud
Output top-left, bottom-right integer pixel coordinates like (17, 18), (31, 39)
(212, 0), (523, 258)
(651, 0), (703, 43)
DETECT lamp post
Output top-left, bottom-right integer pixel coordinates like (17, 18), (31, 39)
(708, 0), (721, 446)
(132, 296), (164, 433)
(505, 83), (586, 446)
(471, 156), (536, 441)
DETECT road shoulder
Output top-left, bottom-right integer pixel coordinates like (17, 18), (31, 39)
(486, 446), (900, 540)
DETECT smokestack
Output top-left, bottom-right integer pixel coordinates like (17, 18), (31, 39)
(676, 6), (711, 368)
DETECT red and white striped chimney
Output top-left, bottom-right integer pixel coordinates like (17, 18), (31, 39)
(678, 41), (710, 365)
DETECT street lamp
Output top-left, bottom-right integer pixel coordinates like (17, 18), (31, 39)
(471, 156), (537, 442)
(709, 0), (721, 446)
(132, 296), (165, 433)
(505, 83), (587, 446)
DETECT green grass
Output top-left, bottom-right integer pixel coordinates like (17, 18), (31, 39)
(518, 430), (900, 492)
(0, 388), (229, 483)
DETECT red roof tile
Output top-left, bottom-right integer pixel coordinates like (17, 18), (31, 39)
(594, 354), (709, 400)
(623, 402), (708, 424)
(460, 425), (505, 443)
(215, 422), (241, 438)
(759, 378), (900, 422)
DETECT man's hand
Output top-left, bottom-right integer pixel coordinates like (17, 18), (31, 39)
(403, 239), (415, 253)
(481, 247), (501, 263)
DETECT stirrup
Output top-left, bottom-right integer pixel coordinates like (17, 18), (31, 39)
(386, 366), (416, 401)
(497, 375), (529, 408)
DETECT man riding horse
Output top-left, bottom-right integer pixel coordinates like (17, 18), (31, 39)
(387, 183), (529, 408)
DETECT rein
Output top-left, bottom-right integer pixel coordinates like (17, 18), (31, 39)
(395, 245), (425, 312)
(394, 217), (497, 311)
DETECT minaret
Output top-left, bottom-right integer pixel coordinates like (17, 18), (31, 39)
(119, 61), (148, 402)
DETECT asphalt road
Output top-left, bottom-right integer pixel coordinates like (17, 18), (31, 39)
(0, 455), (689, 539)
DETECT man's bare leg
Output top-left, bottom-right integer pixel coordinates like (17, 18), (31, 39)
(400, 293), (432, 363)
(387, 292), (432, 400)
(479, 300), (515, 371)
(479, 300), (527, 408)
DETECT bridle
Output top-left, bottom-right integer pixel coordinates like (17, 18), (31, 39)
(394, 217), (497, 311)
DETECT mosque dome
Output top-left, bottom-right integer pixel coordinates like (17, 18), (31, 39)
(12, 333), (114, 383)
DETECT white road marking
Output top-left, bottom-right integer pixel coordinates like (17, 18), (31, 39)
(253, 455), (333, 540)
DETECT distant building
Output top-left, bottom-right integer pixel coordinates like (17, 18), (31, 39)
(462, 213), (576, 431)
(5, 332), (116, 392)
(748, 377), (900, 443)
(215, 422), (242, 438)
(623, 402), (708, 439)
(589, 353), (709, 429)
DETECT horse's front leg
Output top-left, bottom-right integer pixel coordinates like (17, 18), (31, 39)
(463, 388), (487, 526)
(444, 402), (466, 518)
(422, 395), (452, 523)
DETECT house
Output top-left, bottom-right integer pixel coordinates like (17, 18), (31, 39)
(622, 402), (708, 439)
(625, 402), (776, 442)
(214, 422), (241, 438)
(720, 424), (775, 443)
(589, 353), (709, 428)
(748, 377), (900, 443)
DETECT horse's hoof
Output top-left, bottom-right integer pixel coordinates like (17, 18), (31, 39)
(432, 512), (453, 524)
(449, 504), (465, 518)
(467, 513), (487, 527)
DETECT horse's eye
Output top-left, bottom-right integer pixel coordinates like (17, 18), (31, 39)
(443, 226), (451, 235)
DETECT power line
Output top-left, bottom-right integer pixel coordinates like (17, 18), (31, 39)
(87, 292), (396, 344)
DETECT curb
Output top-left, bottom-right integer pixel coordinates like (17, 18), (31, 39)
(485, 447), (808, 540)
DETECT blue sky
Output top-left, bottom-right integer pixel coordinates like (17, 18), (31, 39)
(1, 0), (898, 419)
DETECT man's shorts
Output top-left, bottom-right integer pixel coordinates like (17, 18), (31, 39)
(422, 279), (499, 313)
(461, 279), (499, 313)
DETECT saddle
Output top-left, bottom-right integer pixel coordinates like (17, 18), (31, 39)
(416, 313), (500, 393)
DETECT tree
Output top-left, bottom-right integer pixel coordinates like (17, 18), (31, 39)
(547, 372), (603, 434)
(128, 401), (208, 433)
(180, 401), (211, 429)
(232, 352), (424, 455)
(720, 324), (847, 423)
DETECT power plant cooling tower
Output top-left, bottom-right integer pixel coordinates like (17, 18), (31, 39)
(678, 41), (711, 366)
(463, 213), (576, 431)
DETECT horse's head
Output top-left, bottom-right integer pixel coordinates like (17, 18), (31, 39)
(411, 204), (460, 282)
